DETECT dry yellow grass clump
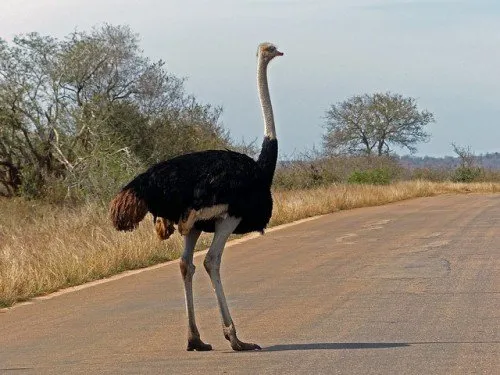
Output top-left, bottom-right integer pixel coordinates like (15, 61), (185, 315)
(1, 180), (499, 308)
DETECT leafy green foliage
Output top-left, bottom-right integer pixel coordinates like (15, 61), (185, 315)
(0, 25), (230, 201)
(273, 155), (401, 190)
(452, 166), (483, 183)
(347, 168), (393, 185)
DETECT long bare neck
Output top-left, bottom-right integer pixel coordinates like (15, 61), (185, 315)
(256, 55), (278, 186)
(257, 57), (276, 140)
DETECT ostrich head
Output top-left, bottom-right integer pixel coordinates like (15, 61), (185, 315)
(257, 42), (284, 64)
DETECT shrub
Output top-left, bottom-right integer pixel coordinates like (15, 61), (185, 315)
(452, 166), (483, 183)
(407, 167), (451, 182)
(347, 168), (392, 185)
(273, 155), (401, 190)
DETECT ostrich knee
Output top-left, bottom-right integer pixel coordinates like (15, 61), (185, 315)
(180, 258), (196, 281)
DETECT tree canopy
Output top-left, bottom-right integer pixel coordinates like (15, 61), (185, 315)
(0, 25), (230, 199)
(323, 92), (434, 156)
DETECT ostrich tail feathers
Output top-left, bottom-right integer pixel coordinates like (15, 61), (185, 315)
(109, 188), (148, 231)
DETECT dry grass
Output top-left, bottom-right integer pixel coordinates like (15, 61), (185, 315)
(1, 180), (499, 308)
(0, 201), (214, 308)
(270, 180), (500, 226)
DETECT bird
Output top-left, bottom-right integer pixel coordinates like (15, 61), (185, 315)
(109, 42), (283, 351)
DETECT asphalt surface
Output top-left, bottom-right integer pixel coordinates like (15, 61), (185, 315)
(1, 194), (499, 374)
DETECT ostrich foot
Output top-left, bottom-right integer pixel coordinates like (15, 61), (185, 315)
(178, 209), (196, 236)
(187, 337), (212, 351)
(230, 338), (261, 351)
(223, 324), (261, 351)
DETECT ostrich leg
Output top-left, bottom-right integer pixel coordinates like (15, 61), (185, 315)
(204, 217), (261, 351)
(179, 229), (212, 351)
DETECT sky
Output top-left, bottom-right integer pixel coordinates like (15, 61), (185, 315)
(1, 0), (499, 158)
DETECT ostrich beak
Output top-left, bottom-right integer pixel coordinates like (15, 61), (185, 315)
(276, 51), (284, 56)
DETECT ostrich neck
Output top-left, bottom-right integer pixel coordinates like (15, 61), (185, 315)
(257, 58), (276, 140)
(256, 57), (278, 186)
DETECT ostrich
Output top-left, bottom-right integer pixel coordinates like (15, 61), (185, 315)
(109, 42), (283, 351)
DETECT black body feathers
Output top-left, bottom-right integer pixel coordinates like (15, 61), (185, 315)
(113, 137), (278, 234)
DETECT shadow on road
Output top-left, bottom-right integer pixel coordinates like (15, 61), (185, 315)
(264, 342), (409, 351)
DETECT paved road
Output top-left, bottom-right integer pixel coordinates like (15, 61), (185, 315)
(1, 195), (499, 374)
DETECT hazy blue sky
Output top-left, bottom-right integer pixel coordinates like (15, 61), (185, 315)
(1, 0), (499, 157)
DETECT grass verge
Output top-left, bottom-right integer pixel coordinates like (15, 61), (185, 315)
(1, 180), (499, 308)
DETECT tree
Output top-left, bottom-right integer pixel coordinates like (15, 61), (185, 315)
(451, 143), (482, 182)
(323, 92), (434, 156)
(0, 25), (229, 199)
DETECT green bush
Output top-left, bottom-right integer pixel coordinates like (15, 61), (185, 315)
(273, 155), (401, 190)
(273, 162), (341, 190)
(452, 166), (483, 183)
(347, 168), (392, 185)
